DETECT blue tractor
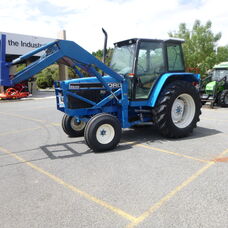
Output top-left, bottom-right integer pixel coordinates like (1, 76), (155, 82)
(0, 33), (201, 152)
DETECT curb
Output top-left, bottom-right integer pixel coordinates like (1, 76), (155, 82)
(0, 95), (56, 103)
(22, 95), (56, 100)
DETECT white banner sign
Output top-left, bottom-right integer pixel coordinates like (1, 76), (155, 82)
(0, 32), (56, 56)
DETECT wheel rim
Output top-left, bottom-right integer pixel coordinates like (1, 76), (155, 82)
(171, 93), (195, 128)
(96, 124), (115, 144)
(70, 118), (86, 132)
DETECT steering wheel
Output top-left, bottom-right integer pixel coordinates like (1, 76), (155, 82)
(137, 64), (145, 74)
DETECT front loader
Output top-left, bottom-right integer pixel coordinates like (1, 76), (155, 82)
(0, 33), (201, 152)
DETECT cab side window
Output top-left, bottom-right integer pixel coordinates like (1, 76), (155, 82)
(167, 43), (184, 71)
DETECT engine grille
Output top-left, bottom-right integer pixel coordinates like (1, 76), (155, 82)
(68, 89), (106, 109)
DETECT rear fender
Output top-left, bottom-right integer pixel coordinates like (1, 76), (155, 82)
(147, 72), (200, 107)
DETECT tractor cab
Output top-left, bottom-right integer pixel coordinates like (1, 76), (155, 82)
(211, 67), (228, 81)
(110, 38), (185, 100)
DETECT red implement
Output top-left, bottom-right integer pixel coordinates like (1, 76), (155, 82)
(0, 84), (29, 100)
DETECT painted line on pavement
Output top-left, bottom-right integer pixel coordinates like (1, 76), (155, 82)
(15, 106), (55, 112)
(127, 142), (209, 163)
(51, 122), (61, 126)
(125, 148), (228, 228)
(0, 146), (137, 223)
(0, 112), (60, 128)
(0, 126), (43, 137)
(0, 111), (46, 123)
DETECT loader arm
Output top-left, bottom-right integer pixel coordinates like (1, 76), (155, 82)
(0, 34), (124, 88)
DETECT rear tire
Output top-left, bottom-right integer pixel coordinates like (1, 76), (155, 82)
(62, 114), (86, 137)
(218, 90), (228, 107)
(84, 113), (121, 152)
(154, 80), (201, 138)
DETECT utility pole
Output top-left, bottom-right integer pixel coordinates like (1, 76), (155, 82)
(58, 30), (68, 81)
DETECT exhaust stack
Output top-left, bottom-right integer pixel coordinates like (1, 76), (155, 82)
(102, 28), (108, 64)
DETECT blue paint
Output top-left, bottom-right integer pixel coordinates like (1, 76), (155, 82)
(148, 72), (200, 107)
(0, 34), (11, 86)
(0, 34), (201, 130)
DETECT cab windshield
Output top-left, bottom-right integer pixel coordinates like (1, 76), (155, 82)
(110, 44), (136, 75)
(212, 69), (228, 81)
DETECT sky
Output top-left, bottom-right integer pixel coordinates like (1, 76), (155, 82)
(0, 0), (228, 52)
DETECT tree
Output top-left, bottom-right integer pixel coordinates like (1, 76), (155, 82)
(216, 45), (228, 63)
(92, 48), (113, 66)
(169, 20), (222, 76)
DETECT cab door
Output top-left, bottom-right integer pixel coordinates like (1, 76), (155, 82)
(134, 41), (165, 100)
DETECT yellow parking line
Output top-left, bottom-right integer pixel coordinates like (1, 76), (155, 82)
(125, 148), (228, 228)
(0, 126), (43, 136)
(128, 142), (209, 163)
(0, 123), (59, 137)
(212, 149), (228, 162)
(0, 112), (60, 128)
(51, 122), (61, 126)
(0, 111), (45, 123)
(16, 106), (54, 112)
(0, 146), (137, 223)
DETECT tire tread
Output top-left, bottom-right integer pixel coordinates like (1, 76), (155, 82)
(154, 80), (202, 138)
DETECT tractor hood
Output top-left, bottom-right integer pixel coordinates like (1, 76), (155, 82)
(61, 75), (121, 90)
(205, 81), (216, 93)
(55, 75), (122, 112)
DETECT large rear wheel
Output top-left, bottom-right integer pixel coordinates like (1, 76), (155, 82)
(154, 80), (201, 138)
(62, 114), (86, 137)
(218, 90), (228, 107)
(84, 113), (121, 152)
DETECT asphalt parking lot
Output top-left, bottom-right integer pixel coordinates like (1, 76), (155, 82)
(0, 94), (228, 228)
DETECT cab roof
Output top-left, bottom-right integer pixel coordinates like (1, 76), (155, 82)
(114, 38), (185, 47)
(213, 62), (228, 69)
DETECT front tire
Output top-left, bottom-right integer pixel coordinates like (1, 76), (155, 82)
(84, 113), (121, 152)
(154, 80), (201, 138)
(62, 114), (86, 137)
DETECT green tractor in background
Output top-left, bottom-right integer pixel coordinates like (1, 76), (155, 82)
(200, 62), (228, 107)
